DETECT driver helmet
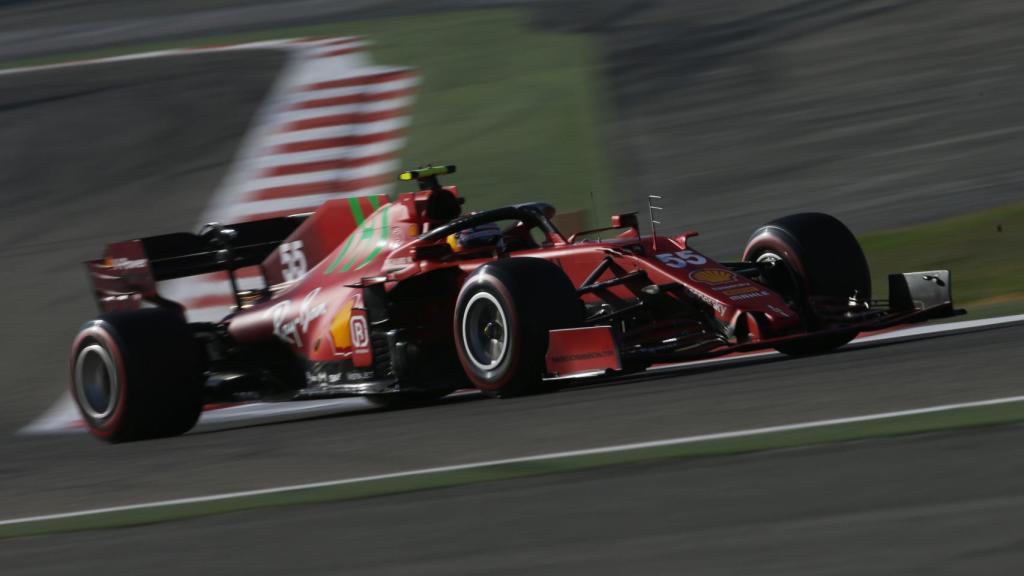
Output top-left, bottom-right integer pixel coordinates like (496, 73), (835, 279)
(447, 222), (502, 252)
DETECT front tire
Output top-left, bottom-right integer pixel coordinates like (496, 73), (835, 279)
(70, 308), (205, 442)
(743, 212), (870, 356)
(454, 258), (584, 397)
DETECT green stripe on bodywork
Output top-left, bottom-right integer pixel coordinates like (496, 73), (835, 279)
(368, 195), (381, 210)
(340, 217), (378, 273)
(354, 205), (389, 270)
(323, 197), (370, 274)
(348, 197), (365, 225)
(324, 232), (356, 274)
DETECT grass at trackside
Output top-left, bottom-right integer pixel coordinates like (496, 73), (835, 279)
(0, 10), (610, 229)
(4, 400), (1024, 539)
(953, 298), (1024, 320)
(860, 201), (1024, 311)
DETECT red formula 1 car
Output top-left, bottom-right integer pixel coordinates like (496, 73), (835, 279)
(70, 165), (960, 442)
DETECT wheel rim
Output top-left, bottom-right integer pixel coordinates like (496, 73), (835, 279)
(74, 343), (119, 420)
(462, 291), (509, 371)
(756, 250), (801, 303)
(753, 248), (806, 311)
(755, 251), (782, 266)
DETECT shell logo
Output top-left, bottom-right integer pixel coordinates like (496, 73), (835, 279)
(689, 269), (737, 285)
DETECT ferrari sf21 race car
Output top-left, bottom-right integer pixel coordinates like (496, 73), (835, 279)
(70, 165), (961, 442)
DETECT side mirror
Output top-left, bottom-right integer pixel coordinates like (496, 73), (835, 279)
(412, 243), (453, 260)
(611, 212), (639, 231)
(568, 212), (643, 243)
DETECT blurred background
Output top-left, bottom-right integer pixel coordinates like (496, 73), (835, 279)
(1, 1), (1022, 572)
(1, 0), (1022, 431)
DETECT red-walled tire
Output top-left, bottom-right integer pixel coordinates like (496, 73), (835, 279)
(454, 258), (584, 397)
(743, 212), (870, 356)
(70, 308), (205, 442)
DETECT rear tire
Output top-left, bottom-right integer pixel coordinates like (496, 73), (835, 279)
(743, 212), (870, 356)
(70, 308), (205, 442)
(454, 258), (584, 397)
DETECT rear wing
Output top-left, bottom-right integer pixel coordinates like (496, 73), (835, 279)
(86, 216), (305, 313)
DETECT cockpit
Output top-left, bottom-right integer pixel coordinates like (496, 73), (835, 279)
(419, 203), (567, 256)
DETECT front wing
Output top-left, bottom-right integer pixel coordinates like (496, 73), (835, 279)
(544, 270), (962, 378)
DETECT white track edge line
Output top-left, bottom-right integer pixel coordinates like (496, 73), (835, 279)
(0, 37), (356, 76)
(5, 392), (1024, 527)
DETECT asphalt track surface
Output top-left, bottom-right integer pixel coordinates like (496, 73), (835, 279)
(0, 321), (1020, 521)
(5, 424), (1024, 575)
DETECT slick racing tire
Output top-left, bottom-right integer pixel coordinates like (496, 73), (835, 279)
(70, 308), (205, 442)
(454, 257), (584, 397)
(743, 212), (871, 356)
